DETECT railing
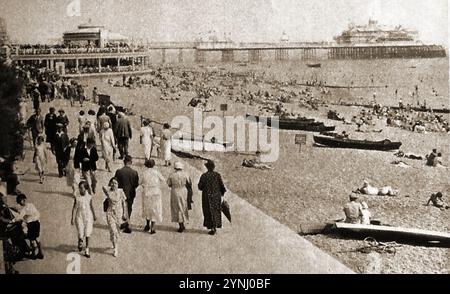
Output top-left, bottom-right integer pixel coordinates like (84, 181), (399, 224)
(12, 46), (149, 56)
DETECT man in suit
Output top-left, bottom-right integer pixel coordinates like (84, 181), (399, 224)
(115, 112), (132, 159)
(114, 155), (139, 233)
(44, 107), (57, 152)
(76, 122), (96, 149)
(56, 109), (70, 134)
(32, 88), (40, 111)
(26, 108), (44, 147)
(74, 138), (99, 194)
(53, 124), (70, 177)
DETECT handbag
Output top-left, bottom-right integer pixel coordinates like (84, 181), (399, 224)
(103, 198), (110, 212)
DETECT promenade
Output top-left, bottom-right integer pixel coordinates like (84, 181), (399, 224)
(10, 99), (352, 274)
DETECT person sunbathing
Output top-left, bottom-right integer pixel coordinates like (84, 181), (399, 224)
(242, 152), (273, 170)
(355, 181), (398, 196)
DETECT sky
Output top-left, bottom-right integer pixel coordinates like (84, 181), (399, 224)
(0, 0), (448, 45)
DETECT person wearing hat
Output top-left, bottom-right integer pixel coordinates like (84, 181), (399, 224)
(114, 155), (139, 233)
(343, 194), (363, 224)
(44, 107), (57, 151)
(140, 120), (155, 161)
(76, 121), (96, 150)
(54, 123), (70, 177)
(160, 123), (172, 166)
(97, 109), (112, 134)
(100, 122), (116, 172)
(198, 160), (226, 235)
(32, 88), (41, 111)
(167, 161), (192, 233)
(56, 109), (69, 133)
(140, 159), (165, 234)
(115, 112), (132, 160)
(26, 108), (45, 148)
(67, 82), (76, 107)
(74, 138), (99, 194)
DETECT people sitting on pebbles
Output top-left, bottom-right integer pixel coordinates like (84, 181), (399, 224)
(426, 192), (449, 210)
(242, 151), (274, 170)
(426, 149), (445, 167)
(354, 180), (399, 196)
(343, 194), (372, 224)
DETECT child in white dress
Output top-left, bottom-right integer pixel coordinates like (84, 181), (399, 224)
(71, 181), (97, 258)
(34, 136), (47, 184)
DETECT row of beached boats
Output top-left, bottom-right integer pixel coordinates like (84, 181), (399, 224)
(245, 114), (336, 132)
(167, 114), (402, 153)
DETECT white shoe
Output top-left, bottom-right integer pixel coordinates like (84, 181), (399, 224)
(113, 247), (118, 257)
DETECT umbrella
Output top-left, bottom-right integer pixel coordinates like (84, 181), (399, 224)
(221, 200), (231, 223)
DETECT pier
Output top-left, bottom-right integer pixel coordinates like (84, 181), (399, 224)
(10, 42), (447, 75)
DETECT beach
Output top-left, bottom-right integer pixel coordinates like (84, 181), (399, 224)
(71, 57), (450, 273)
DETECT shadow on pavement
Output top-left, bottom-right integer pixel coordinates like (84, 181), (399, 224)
(35, 190), (74, 198)
(43, 244), (111, 256)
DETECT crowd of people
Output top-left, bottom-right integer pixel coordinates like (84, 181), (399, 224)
(1, 65), (233, 266)
(12, 43), (146, 56)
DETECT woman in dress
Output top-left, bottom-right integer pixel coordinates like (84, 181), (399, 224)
(102, 177), (128, 257)
(34, 136), (47, 184)
(167, 161), (192, 233)
(140, 120), (154, 161)
(140, 159), (165, 234)
(71, 181), (96, 258)
(160, 123), (172, 166)
(87, 109), (97, 138)
(100, 122), (116, 172)
(65, 138), (80, 194)
(198, 160), (226, 235)
(78, 110), (87, 134)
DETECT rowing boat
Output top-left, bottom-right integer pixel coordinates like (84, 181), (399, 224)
(313, 135), (401, 151)
(334, 222), (450, 244)
(171, 138), (233, 152)
(306, 63), (321, 68)
(246, 114), (336, 132)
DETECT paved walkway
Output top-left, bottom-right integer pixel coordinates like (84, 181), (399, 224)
(10, 99), (352, 274)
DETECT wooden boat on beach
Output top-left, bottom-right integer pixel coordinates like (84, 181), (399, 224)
(331, 102), (450, 114)
(334, 222), (450, 245)
(246, 114), (336, 132)
(306, 63), (321, 68)
(171, 137), (233, 152)
(313, 135), (401, 151)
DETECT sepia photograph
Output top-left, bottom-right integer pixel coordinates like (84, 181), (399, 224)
(0, 0), (449, 280)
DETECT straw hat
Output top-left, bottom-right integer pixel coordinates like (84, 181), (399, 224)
(174, 161), (184, 170)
